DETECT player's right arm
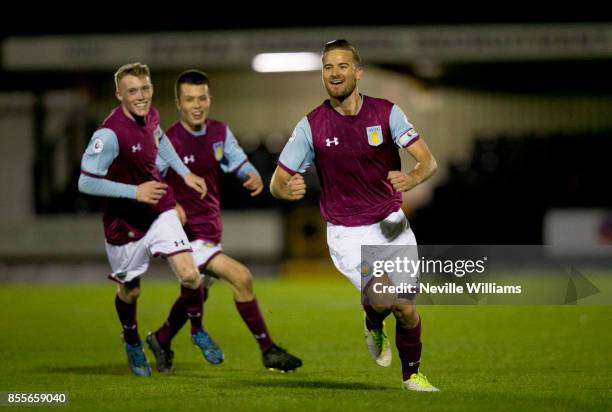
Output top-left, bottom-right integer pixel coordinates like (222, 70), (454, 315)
(269, 117), (313, 201)
(270, 168), (306, 201)
(156, 127), (206, 199)
(78, 128), (168, 205)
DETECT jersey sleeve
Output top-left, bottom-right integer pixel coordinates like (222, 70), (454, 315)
(234, 161), (260, 181)
(389, 105), (420, 148)
(81, 128), (119, 177)
(155, 130), (170, 175)
(277, 117), (315, 175)
(78, 174), (137, 199)
(156, 127), (190, 177)
(78, 128), (136, 198)
(220, 126), (249, 174)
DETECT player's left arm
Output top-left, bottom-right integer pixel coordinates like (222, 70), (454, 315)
(222, 126), (263, 197)
(156, 126), (207, 198)
(387, 104), (437, 192)
(388, 139), (437, 192)
(155, 151), (170, 176)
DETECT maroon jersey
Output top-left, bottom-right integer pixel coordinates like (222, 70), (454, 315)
(164, 120), (233, 244)
(97, 106), (175, 245)
(308, 96), (403, 226)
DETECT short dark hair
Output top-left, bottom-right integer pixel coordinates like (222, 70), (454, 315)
(175, 69), (210, 99)
(322, 39), (361, 67)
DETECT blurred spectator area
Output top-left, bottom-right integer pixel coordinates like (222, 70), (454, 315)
(2, 24), (612, 267)
(411, 131), (612, 245)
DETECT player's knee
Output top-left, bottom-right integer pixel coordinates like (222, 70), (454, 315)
(179, 266), (201, 289)
(234, 265), (253, 292)
(172, 257), (201, 287)
(118, 279), (141, 303)
(127, 287), (141, 301)
(392, 304), (417, 321)
(180, 274), (201, 289)
(370, 303), (392, 313)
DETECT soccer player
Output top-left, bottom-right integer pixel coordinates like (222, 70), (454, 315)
(270, 40), (439, 391)
(78, 63), (208, 377)
(146, 69), (302, 373)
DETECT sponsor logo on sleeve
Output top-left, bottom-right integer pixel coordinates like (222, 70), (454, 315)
(92, 138), (104, 153)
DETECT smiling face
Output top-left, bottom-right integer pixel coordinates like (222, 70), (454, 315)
(176, 83), (211, 132)
(115, 74), (153, 120)
(322, 49), (362, 102)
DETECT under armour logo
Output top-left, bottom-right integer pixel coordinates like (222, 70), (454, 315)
(408, 359), (421, 367)
(253, 333), (268, 340)
(183, 155), (195, 164)
(132, 143), (142, 153)
(326, 137), (339, 146)
(174, 240), (186, 247)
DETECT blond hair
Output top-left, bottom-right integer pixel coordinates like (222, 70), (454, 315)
(114, 62), (151, 90)
(322, 39), (361, 67)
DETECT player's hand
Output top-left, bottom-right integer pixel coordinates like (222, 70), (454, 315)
(136, 180), (168, 205)
(387, 171), (414, 192)
(175, 202), (187, 225)
(243, 172), (264, 197)
(286, 173), (306, 200)
(183, 173), (207, 199)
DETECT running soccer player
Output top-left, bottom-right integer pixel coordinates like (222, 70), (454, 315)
(146, 69), (302, 373)
(78, 63), (207, 377)
(270, 40), (439, 391)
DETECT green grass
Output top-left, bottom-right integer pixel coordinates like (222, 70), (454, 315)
(1, 278), (611, 411)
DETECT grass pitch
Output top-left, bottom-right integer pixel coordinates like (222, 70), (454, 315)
(0, 278), (611, 411)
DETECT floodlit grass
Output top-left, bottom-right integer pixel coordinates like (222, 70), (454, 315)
(1, 278), (611, 411)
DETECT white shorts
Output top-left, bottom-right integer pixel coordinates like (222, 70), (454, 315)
(190, 239), (223, 289)
(327, 209), (417, 290)
(105, 209), (192, 283)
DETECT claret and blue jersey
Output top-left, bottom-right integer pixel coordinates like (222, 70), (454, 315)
(80, 106), (189, 245)
(161, 119), (257, 244)
(278, 95), (420, 227)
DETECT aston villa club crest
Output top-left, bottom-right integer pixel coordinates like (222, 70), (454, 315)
(212, 142), (224, 161)
(366, 125), (383, 146)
